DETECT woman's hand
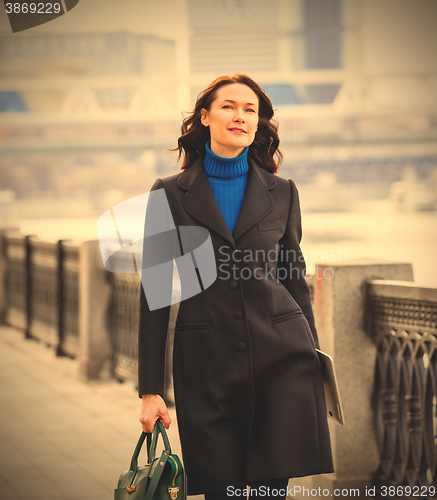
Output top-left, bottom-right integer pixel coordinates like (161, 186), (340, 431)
(139, 394), (171, 433)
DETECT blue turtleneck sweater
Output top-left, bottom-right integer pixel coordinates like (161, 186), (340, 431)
(203, 142), (249, 234)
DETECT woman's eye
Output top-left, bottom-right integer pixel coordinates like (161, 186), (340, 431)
(223, 105), (232, 109)
(246, 109), (256, 113)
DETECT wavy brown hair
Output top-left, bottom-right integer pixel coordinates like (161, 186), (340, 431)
(173, 74), (282, 174)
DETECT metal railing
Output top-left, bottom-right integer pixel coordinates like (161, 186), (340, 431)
(2, 231), (144, 383)
(59, 241), (80, 357)
(29, 239), (59, 346)
(107, 271), (141, 382)
(367, 279), (437, 494)
(106, 269), (175, 404)
(4, 233), (80, 357)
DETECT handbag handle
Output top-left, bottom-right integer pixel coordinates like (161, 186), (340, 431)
(148, 419), (172, 463)
(129, 420), (171, 471)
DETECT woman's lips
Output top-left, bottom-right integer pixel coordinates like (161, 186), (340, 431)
(228, 128), (246, 134)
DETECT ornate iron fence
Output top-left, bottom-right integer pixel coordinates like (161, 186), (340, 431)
(107, 271), (141, 382)
(60, 242), (79, 357)
(107, 268), (177, 404)
(367, 280), (437, 496)
(3, 233), (80, 357)
(29, 240), (58, 346)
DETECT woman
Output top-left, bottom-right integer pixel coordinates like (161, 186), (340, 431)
(138, 74), (334, 499)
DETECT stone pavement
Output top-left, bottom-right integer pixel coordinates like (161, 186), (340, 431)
(0, 325), (200, 500)
(0, 325), (313, 500)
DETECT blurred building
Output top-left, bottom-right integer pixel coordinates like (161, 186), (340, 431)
(189, 0), (343, 104)
(187, 0), (437, 184)
(0, 0), (436, 192)
(0, 31), (179, 152)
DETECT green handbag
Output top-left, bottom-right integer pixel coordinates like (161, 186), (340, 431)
(114, 420), (186, 500)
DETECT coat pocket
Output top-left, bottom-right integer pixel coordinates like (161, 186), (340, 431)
(175, 321), (212, 332)
(271, 310), (316, 350)
(271, 309), (303, 323)
(257, 219), (283, 232)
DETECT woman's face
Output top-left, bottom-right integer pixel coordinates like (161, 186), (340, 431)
(200, 83), (259, 158)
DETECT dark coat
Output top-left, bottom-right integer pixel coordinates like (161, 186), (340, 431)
(138, 157), (334, 495)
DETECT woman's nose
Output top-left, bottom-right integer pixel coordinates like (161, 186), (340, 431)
(233, 111), (245, 123)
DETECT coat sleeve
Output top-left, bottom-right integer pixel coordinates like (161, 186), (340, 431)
(137, 177), (171, 398)
(277, 179), (319, 349)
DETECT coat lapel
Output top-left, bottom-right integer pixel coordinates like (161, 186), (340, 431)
(178, 157), (235, 247)
(177, 156), (277, 247)
(232, 158), (276, 241)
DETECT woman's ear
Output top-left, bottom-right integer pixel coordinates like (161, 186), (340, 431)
(200, 108), (209, 127)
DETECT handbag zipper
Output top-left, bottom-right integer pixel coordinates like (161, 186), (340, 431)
(168, 455), (178, 485)
(167, 455), (179, 499)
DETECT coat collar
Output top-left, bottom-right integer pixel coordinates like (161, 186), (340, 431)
(177, 156), (276, 247)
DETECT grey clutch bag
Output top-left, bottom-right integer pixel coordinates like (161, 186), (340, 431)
(316, 349), (345, 426)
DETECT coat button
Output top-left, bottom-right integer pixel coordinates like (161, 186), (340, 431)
(237, 342), (246, 351)
(233, 311), (242, 319)
(229, 280), (238, 288)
